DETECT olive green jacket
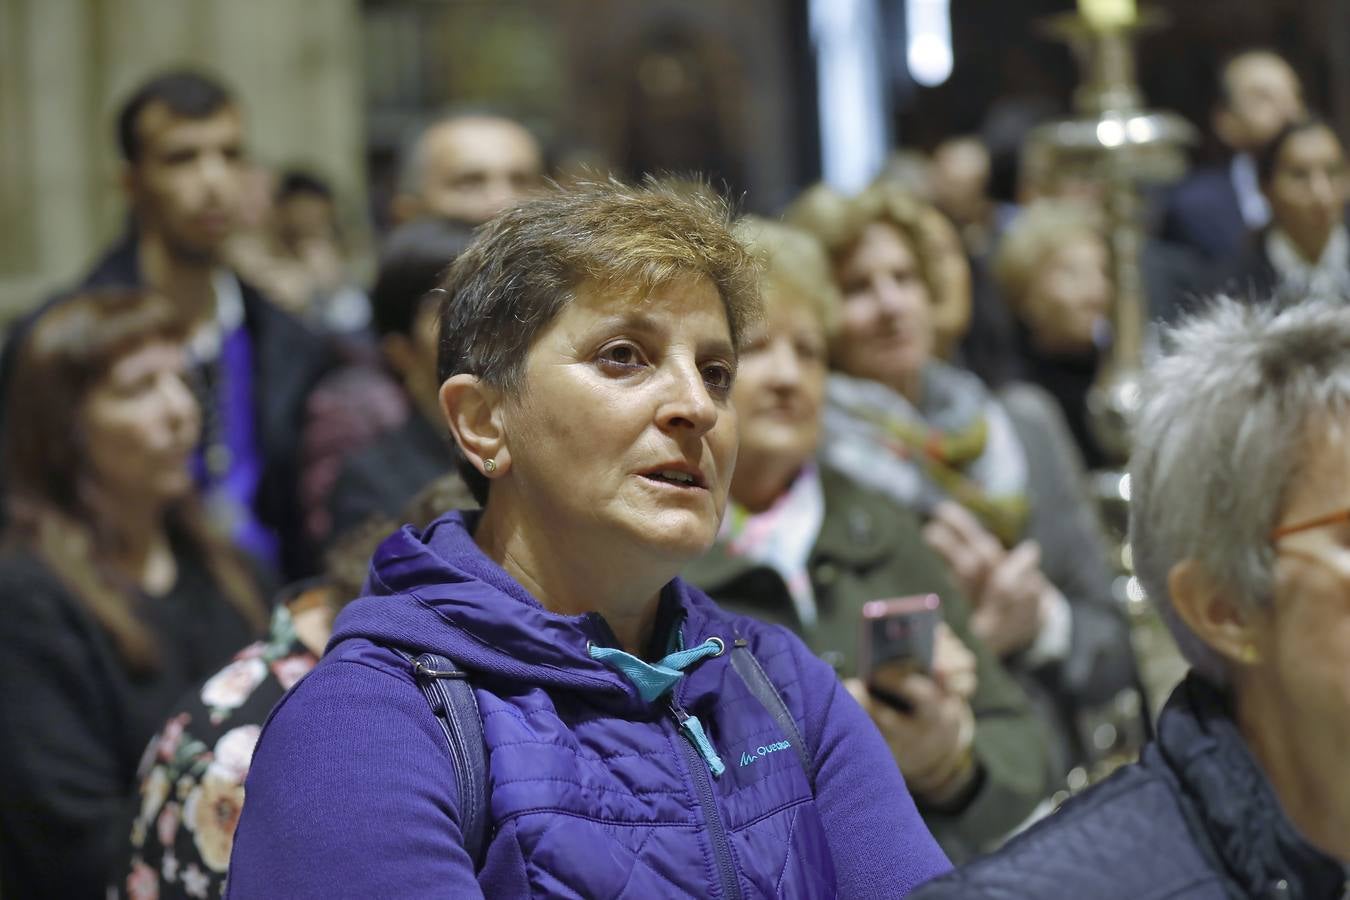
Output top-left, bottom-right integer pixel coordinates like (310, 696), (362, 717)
(683, 466), (1051, 862)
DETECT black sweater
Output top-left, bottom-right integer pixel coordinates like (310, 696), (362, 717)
(0, 539), (259, 898)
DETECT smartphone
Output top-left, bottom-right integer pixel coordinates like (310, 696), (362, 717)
(858, 594), (942, 712)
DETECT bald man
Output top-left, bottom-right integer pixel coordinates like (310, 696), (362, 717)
(395, 115), (545, 227)
(1163, 50), (1304, 263)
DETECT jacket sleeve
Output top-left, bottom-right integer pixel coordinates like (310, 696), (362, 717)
(0, 564), (130, 897)
(225, 656), (485, 899)
(795, 637), (953, 897)
(998, 384), (1139, 710)
(923, 587), (1052, 861)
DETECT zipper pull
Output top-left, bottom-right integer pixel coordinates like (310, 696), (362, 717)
(670, 701), (726, 777)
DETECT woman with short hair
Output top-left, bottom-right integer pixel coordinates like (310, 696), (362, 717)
(993, 201), (1114, 467)
(228, 180), (951, 898)
(684, 217), (1050, 861)
(790, 183), (1141, 783)
(0, 289), (268, 899)
(914, 295), (1350, 897)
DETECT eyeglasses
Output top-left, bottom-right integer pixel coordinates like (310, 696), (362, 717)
(1270, 507), (1350, 541)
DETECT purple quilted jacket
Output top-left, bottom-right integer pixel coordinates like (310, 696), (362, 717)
(227, 511), (949, 898)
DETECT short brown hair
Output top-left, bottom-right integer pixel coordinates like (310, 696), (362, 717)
(437, 176), (760, 503)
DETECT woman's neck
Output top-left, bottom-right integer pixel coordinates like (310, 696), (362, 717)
(730, 453), (805, 514)
(86, 485), (174, 594)
(110, 519), (175, 596)
(1237, 676), (1350, 861)
(886, 370), (924, 406)
(472, 500), (669, 656)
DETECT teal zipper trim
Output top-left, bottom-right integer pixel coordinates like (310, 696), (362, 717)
(672, 701), (741, 900)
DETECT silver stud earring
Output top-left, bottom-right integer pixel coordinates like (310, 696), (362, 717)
(483, 458), (497, 474)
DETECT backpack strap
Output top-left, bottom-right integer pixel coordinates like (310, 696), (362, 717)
(728, 638), (816, 792)
(394, 649), (489, 867)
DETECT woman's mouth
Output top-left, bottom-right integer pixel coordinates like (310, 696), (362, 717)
(638, 466), (708, 490)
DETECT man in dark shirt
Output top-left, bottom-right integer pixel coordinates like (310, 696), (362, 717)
(71, 70), (332, 578)
(1162, 49), (1304, 264)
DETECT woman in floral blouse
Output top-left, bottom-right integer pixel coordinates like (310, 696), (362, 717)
(124, 585), (323, 898)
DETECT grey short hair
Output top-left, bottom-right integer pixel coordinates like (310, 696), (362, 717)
(1129, 295), (1350, 685)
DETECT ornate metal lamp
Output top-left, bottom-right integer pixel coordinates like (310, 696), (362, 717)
(1030, 1), (1195, 465)
(1024, 0), (1197, 787)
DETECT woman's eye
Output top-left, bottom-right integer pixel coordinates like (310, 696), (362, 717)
(797, 340), (826, 363)
(702, 363), (734, 395)
(113, 374), (157, 399)
(597, 343), (645, 371)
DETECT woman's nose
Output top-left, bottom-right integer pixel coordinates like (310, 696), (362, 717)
(1309, 169), (1342, 210)
(872, 283), (919, 328)
(765, 337), (803, 387)
(160, 373), (201, 438)
(657, 362), (719, 436)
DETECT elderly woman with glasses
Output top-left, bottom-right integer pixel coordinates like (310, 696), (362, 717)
(913, 296), (1350, 898)
(227, 180), (950, 898)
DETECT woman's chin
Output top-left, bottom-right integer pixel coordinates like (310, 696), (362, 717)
(625, 509), (720, 564)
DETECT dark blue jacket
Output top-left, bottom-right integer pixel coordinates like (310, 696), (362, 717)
(910, 674), (1347, 899)
(227, 510), (951, 898)
(1162, 164), (1252, 264)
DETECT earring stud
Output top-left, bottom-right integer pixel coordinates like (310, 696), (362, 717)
(483, 458), (497, 474)
(1240, 644), (1260, 665)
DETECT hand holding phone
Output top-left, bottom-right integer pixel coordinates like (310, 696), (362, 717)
(858, 594), (942, 712)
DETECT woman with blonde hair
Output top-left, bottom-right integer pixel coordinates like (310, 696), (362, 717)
(994, 201), (1114, 467)
(791, 182), (1141, 785)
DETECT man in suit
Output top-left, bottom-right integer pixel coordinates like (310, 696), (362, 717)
(1162, 50), (1304, 264)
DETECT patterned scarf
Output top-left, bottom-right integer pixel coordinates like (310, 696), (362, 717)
(720, 464), (826, 627)
(821, 363), (1030, 545)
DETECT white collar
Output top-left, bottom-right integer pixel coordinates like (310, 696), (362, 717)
(187, 270), (245, 361)
(1265, 224), (1350, 301)
(1230, 153), (1270, 229)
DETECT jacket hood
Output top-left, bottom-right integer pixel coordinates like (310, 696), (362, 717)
(329, 510), (712, 710)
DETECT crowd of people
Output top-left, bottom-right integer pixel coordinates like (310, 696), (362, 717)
(0, 44), (1346, 899)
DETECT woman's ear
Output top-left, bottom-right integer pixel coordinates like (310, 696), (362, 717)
(439, 374), (510, 479)
(1168, 558), (1262, 666)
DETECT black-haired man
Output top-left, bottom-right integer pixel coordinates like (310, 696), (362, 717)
(78, 69), (332, 577)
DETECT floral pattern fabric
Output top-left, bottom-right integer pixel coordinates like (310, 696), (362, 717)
(119, 605), (317, 899)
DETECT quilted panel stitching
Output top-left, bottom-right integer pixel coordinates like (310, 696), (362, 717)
(773, 804), (802, 897)
(488, 737), (676, 762)
(492, 774), (689, 798)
